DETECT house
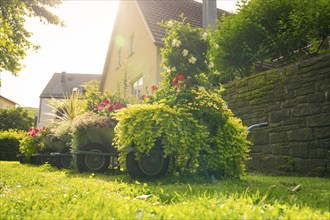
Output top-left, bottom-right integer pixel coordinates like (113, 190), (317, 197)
(38, 72), (101, 126)
(99, 0), (226, 98)
(0, 95), (19, 109)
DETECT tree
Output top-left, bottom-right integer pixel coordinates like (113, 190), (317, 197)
(209, 0), (330, 83)
(0, 0), (64, 75)
(0, 107), (34, 131)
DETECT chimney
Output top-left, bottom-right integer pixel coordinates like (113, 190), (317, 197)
(61, 71), (66, 83)
(202, 0), (217, 29)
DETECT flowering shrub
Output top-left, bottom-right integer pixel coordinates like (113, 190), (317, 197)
(140, 85), (158, 103)
(160, 17), (212, 92)
(19, 127), (44, 158)
(70, 112), (118, 154)
(94, 99), (126, 116)
(114, 17), (251, 178)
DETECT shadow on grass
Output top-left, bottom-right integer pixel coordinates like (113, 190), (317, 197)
(32, 162), (330, 211)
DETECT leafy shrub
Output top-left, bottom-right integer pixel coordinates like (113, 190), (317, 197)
(209, 0), (330, 83)
(113, 18), (251, 178)
(0, 130), (25, 160)
(70, 112), (118, 153)
(19, 128), (44, 158)
(114, 104), (209, 172)
(0, 107), (33, 131)
(160, 17), (212, 89)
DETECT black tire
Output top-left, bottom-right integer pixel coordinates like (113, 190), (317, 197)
(60, 153), (73, 169)
(76, 143), (110, 173)
(126, 148), (170, 179)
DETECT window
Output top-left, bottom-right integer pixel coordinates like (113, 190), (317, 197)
(132, 76), (143, 98)
(129, 33), (135, 55)
(118, 47), (122, 66)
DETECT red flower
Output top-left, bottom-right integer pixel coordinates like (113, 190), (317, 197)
(172, 76), (178, 86)
(151, 85), (158, 92)
(177, 74), (184, 80)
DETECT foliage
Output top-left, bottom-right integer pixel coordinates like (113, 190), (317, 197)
(19, 127), (44, 158)
(114, 104), (209, 172)
(114, 19), (250, 178)
(0, 0), (64, 75)
(189, 87), (251, 177)
(22, 107), (39, 118)
(1, 161), (330, 219)
(47, 92), (85, 123)
(70, 112), (118, 152)
(159, 17), (213, 94)
(38, 124), (71, 152)
(209, 0), (330, 83)
(0, 129), (25, 160)
(93, 99), (126, 116)
(82, 80), (130, 113)
(0, 107), (34, 131)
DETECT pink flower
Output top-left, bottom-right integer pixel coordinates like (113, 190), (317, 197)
(103, 99), (110, 104)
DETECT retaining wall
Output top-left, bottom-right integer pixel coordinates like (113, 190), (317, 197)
(222, 53), (330, 176)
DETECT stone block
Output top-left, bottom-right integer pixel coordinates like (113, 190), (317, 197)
(309, 148), (328, 159)
(288, 128), (313, 141)
(249, 130), (269, 145)
(297, 93), (325, 104)
(319, 139), (330, 149)
(269, 109), (291, 123)
(306, 113), (330, 127)
(315, 75), (330, 89)
(313, 127), (330, 139)
(291, 103), (322, 117)
(290, 142), (309, 159)
(296, 159), (328, 176)
(246, 154), (280, 173)
(295, 84), (315, 97)
(271, 144), (292, 156)
(270, 131), (288, 144)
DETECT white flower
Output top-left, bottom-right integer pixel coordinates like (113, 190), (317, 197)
(171, 39), (181, 47)
(201, 32), (208, 41)
(165, 67), (171, 73)
(189, 56), (197, 64)
(171, 66), (177, 71)
(208, 62), (214, 69)
(182, 49), (188, 57)
(167, 20), (174, 28)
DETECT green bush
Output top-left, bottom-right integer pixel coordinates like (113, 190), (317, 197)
(19, 128), (44, 158)
(115, 88), (251, 178)
(0, 130), (25, 160)
(0, 107), (33, 131)
(70, 112), (118, 152)
(114, 104), (209, 172)
(209, 0), (330, 83)
(113, 19), (252, 178)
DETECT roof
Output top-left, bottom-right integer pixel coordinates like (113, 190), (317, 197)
(136, 0), (227, 45)
(0, 95), (19, 105)
(40, 72), (101, 98)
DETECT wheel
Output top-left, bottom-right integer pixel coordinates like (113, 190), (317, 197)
(126, 148), (170, 179)
(76, 143), (110, 173)
(60, 153), (73, 169)
(39, 150), (56, 165)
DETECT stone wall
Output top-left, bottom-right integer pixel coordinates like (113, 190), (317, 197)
(222, 53), (330, 176)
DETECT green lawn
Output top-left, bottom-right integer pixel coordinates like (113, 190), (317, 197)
(1, 161), (329, 219)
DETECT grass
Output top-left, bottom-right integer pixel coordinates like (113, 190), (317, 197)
(1, 161), (329, 219)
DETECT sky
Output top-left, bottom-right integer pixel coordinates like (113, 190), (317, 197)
(0, 0), (238, 108)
